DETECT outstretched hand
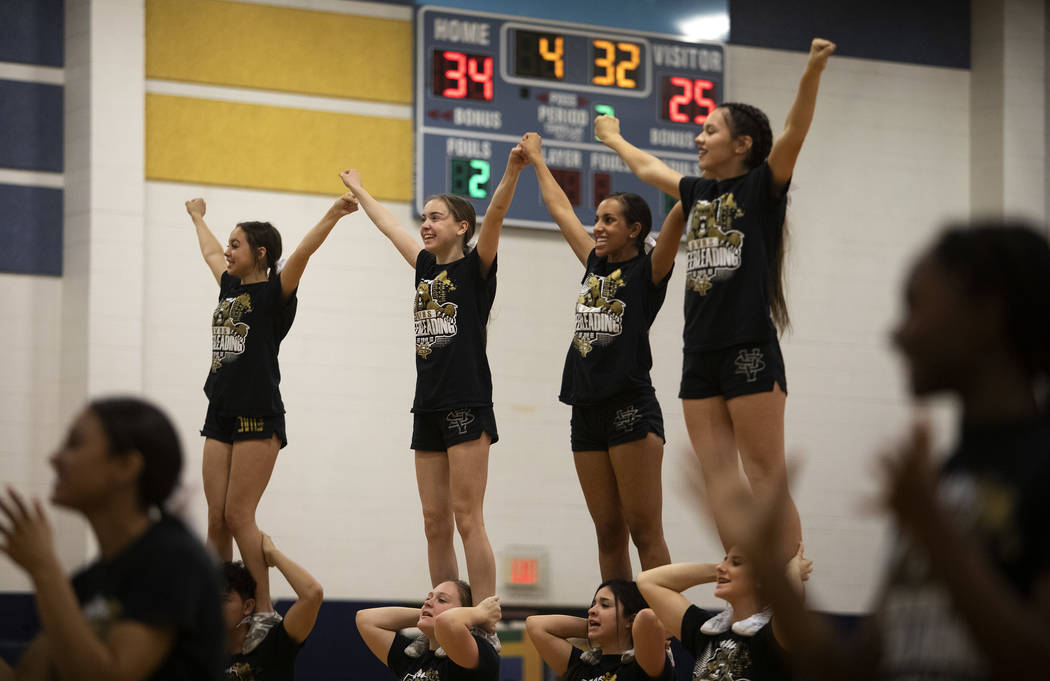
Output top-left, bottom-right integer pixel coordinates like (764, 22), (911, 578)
(507, 143), (530, 172)
(185, 198), (206, 219)
(594, 114), (621, 144)
(519, 132), (543, 162)
(339, 169), (362, 190)
(0, 488), (57, 578)
(808, 38), (836, 70)
(332, 192), (360, 217)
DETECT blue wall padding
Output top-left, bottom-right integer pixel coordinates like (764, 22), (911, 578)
(0, 0), (64, 67)
(729, 0), (970, 68)
(0, 184), (63, 276)
(0, 80), (64, 173)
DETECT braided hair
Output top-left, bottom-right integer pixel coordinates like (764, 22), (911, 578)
(719, 103), (789, 333)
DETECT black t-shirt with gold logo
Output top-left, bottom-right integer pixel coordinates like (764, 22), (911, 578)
(72, 516), (224, 681)
(387, 631), (499, 681)
(560, 249), (671, 405)
(564, 646), (672, 681)
(878, 418), (1050, 679)
(225, 620), (301, 681)
(680, 605), (792, 681)
(413, 249), (497, 412)
(678, 163), (787, 353)
(204, 272), (298, 416)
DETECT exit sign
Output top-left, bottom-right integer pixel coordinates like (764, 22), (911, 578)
(503, 546), (547, 592)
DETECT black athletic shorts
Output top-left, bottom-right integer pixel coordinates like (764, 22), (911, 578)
(679, 338), (787, 400)
(200, 404), (288, 449)
(411, 406), (499, 451)
(570, 389), (664, 452)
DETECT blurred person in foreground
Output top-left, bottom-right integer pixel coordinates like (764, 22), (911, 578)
(705, 219), (1050, 681)
(0, 397), (223, 681)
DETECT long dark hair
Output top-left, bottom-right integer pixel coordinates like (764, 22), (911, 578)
(719, 102), (789, 333)
(930, 221), (1050, 387)
(238, 221), (283, 275)
(566, 580), (648, 677)
(89, 397), (182, 510)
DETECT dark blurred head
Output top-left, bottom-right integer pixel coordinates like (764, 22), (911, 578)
(51, 397), (183, 512)
(893, 220), (1050, 396)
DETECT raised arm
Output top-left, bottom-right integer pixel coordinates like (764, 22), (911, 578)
(523, 614), (586, 676)
(339, 169), (421, 268)
(433, 596), (501, 670)
(261, 534), (323, 645)
(595, 116), (683, 197)
(279, 193), (358, 298)
(0, 490), (177, 681)
(475, 145), (529, 277)
(765, 38), (835, 193)
(520, 132), (593, 265)
(354, 607), (420, 664)
(185, 199), (225, 284)
(636, 562), (718, 640)
(650, 202), (684, 283)
(770, 543), (813, 650)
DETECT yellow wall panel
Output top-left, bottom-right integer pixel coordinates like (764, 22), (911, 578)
(147, 0), (411, 103)
(146, 94), (411, 200)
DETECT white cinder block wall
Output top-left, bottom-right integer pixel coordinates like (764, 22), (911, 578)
(146, 49), (971, 613)
(3, 3), (1046, 615)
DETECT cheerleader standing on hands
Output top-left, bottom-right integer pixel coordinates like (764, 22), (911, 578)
(595, 39), (836, 559)
(188, 192), (359, 612)
(339, 146), (527, 616)
(520, 132), (684, 580)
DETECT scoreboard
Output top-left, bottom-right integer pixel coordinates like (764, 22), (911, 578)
(415, 6), (725, 230)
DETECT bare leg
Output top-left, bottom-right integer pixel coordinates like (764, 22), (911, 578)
(415, 450), (458, 587)
(682, 397), (741, 551)
(448, 434), (495, 602)
(573, 450), (632, 581)
(202, 438), (233, 561)
(223, 436), (281, 612)
(609, 433), (671, 571)
(727, 384), (800, 561)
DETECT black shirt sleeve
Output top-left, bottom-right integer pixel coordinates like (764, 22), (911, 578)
(463, 633), (501, 679)
(387, 632), (413, 675)
(269, 272), (298, 341)
(678, 604), (708, 655)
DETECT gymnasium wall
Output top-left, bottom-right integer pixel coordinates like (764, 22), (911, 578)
(0, 0), (1046, 661)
